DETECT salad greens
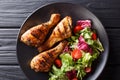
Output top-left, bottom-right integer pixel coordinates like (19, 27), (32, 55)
(49, 20), (104, 80)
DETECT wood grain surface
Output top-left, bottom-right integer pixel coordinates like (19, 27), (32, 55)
(0, 0), (120, 80)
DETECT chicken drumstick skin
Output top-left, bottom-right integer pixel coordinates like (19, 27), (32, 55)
(38, 16), (72, 52)
(21, 13), (61, 47)
(30, 40), (68, 72)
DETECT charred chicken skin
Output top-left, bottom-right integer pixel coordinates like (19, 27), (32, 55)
(38, 16), (72, 52)
(21, 13), (61, 47)
(30, 40), (68, 72)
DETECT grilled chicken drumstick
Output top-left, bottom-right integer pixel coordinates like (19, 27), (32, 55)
(21, 13), (60, 47)
(30, 40), (68, 72)
(38, 16), (72, 52)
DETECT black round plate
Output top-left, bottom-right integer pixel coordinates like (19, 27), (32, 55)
(17, 2), (109, 80)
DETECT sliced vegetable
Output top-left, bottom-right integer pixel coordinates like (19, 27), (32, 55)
(49, 19), (104, 80)
(74, 25), (83, 33)
(78, 36), (91, 53)
(92, 32), (97, 40)
(66, 70), (77, 80)
(63, 45), (69, 52)
(77, 20), (91, 28)
(72, 77), (78, 80)
(78, 42), (89, 52)
(71, 49), (82, 60)
(54, 59), (62, 68)
(85, 67), (91, 73)
(78, 36), (85, 43)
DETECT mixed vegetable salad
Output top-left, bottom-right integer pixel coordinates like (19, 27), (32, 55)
(49, 20), (104, 80)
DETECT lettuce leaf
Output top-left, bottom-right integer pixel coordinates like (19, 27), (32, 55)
(49, 27), (104, 80)
(60, 53), (75, 72)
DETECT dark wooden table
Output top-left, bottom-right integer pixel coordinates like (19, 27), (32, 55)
(0, 0), (120, 80)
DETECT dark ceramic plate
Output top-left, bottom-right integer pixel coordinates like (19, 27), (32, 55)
(17, 2), (109, 80)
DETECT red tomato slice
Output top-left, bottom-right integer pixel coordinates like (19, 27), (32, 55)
(54, 58), (62, 68)
(85, 67), (91, 73)
(92, 32), (97, 40)
(71, 49), (82, 60)
(74, 26), (83, 33)
(72, 77), (78, 80)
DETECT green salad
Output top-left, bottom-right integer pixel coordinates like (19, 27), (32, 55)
(49, 20), (104, 80)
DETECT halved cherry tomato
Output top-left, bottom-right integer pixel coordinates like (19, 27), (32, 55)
(71, 49), (82, 60)
(74, 25), (83, 33)
(92, 32), (97, 40)
(85, 67), (91, 73)
(54, 58), (62, 68)
(72, 77), (78, 80)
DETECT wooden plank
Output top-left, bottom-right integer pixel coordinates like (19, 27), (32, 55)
(0, 0), (47, 27)
(0, 65), (26, 80)
(0, 29), (18, 51)
(0, 28), (120, 65)
(0, 29), (18, 38)
(0, 29), (18, 64)
(98, 65), (120, 80)
(0, 65), (119, 80)
(0, 0), (120, 27)
(86, 0), (120, 9)
(0, 51), (17, 64)
(106, 29), (120, 65)
(0, 0), (119, 80)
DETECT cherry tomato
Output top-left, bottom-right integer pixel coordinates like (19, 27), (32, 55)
(92, 32), (97, 40)
(54, 58), (62, 68)
(85, 67), (91, 73)
(74, 25), (83, 33)
(71, 49), (82, 60)
(72, 77), (78, 80)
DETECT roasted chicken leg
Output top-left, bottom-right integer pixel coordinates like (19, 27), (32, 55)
(30, 40), (67, 72)
(21, 13), (60, 47)
(38, 16), (72, 52)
